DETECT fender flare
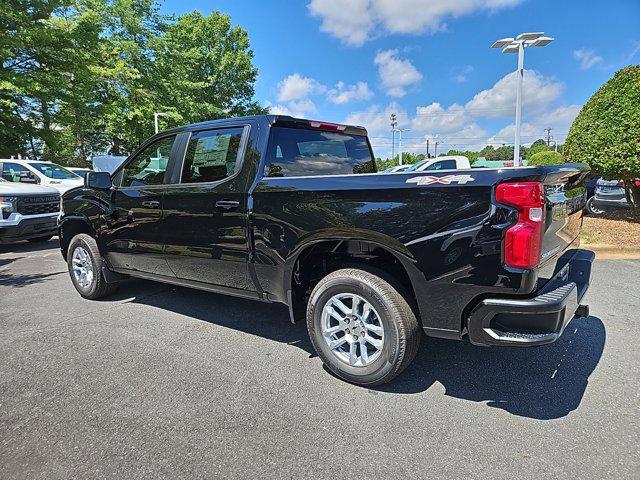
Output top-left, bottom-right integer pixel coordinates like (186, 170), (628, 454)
(282, 229), (425, 322)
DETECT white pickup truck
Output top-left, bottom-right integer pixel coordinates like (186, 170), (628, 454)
(0, 178), (60, 244)
(0, 159), (83, 193)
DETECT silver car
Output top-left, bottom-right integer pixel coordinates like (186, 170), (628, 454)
(587, 178), (632, 215)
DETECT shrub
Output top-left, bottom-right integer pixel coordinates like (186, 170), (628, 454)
(528, 150), (564, 166)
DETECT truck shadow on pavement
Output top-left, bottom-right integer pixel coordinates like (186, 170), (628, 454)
(117, 278), (605, 421)
(380, 315), (606, 420)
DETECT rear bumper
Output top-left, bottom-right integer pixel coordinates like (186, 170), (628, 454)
(0, 215), (58, 243)
(467, 249), (594, 347)
(592, 196), (630, 209)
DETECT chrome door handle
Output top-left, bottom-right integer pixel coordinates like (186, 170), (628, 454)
(216, 200), (240, 211)
(141, 200), (160, 209)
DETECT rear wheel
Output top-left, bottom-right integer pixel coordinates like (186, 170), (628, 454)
(306, 268), (421, 386)
(67, 234), (119, 299)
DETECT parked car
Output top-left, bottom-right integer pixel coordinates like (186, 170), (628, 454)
(404, 155), (471, 172)
(0, 159), (83, 193)
(381, 165), (411, 173)
(58, 115), (593, 386)
(586, 178), (637, 215)
(0, 177), (60, 243)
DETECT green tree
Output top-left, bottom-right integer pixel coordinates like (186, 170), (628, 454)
(0, 0), (70, 159)
(1, 0), (265, 162)
(564, 65), (640, 207)
(151, 11), (265, 130)
(528, 150), (564, 166)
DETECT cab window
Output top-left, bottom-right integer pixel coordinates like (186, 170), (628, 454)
(1, 162), (30, 182)
(266, 127), (375, 177)
(121, 135), (176, 187)
(181, 127), (245, 184)
(425, 160), (457, 171)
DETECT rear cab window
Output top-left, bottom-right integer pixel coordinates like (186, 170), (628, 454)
(266, 127), (376, 177)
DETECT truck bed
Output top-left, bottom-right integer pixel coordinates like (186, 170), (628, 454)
(251, 164), (589, 338)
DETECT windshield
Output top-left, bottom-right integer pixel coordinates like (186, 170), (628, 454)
(30, 163), (79, 179)
(406, 160), (429, 172)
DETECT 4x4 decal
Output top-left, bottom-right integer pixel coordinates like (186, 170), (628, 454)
(406, 174), (475, 186)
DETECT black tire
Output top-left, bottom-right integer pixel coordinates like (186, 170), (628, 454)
(586, 197), (604, 216)
(28, 235), (53, 243)
(306, 268), (421, 386)
(67, 233), (119, 299)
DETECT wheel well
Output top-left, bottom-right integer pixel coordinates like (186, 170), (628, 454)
(60, 220), (93, 260)
(289, 240), (417, 322)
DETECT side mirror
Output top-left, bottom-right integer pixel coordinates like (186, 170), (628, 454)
(85, 171), (112, 189)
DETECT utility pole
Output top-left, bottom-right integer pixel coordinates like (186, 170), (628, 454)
(434, 141), (439, 157)
(426, 139), (430, 158)
(390, 113), (397, 163)
(394, 128), (410, 165)
(545, 127), (553, 146)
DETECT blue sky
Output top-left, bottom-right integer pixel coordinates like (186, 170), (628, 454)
(160, 0), (640, 156)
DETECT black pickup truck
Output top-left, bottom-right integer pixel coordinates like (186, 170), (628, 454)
(59, 115), (594, 386)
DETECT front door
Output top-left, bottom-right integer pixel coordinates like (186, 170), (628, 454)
(103, 134), (177, 275)
(161, 126), (253, 291)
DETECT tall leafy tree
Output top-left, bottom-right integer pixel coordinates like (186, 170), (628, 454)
(565, 65), (640, 207)
(1, 0), (265, 162)
(150, 11), (265, 130)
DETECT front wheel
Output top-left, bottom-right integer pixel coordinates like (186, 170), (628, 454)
(67, 233), (119, 299)
(306, 268), (421, 386)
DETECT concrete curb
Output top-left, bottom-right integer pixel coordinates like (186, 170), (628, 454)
(582, 243), (640, 259)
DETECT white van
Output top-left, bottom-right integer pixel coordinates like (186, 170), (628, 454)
(0, 159), (83, 193)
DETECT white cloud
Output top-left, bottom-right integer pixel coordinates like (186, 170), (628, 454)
(465, 69), (562, 117)
(344, 102), (409, 133)
(327, 81), (374, 104)
(343, 71), (577, 157)
(573, 49), (604, 70)
(374, 49), (422, 97)
(308, 0), (522, 46)
(411, 103), (468, 134)
(267, 99), (318, 117)
(453, 65), (474, 83)
(277, 73), (326, 102)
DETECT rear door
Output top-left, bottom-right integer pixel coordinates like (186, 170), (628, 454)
(103, 134), (178, 274)
(161, 125), (254, 291)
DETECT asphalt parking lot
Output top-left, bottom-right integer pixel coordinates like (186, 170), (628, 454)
(1, 239), (638, 479)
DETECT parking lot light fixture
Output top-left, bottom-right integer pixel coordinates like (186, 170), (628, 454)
(154, 112), (169, 134)
(492, 32), (555, 166)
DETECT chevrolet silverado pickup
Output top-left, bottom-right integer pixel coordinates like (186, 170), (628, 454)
(0, 178), (60, 243)
(58, 115), (594, 386)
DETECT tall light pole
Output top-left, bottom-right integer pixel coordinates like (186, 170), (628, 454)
(491, 32), (554, 166)
(393, 128), (410, 165)
(154, 112), (169, 134)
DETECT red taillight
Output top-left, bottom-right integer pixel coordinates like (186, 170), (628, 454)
(495, 182), (544, 269)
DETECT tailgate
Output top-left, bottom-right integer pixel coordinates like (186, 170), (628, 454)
(538, 166), (589, 282)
